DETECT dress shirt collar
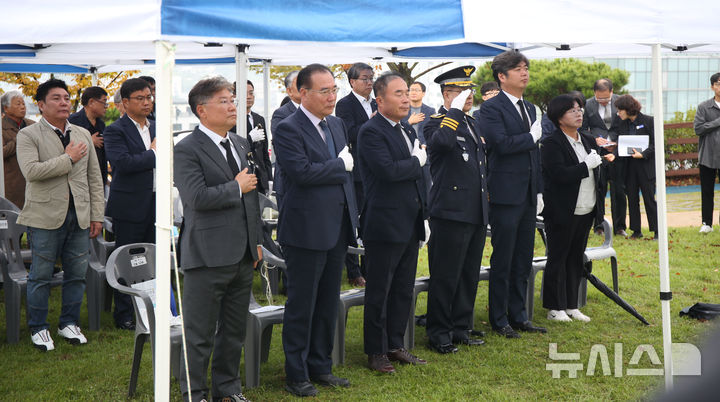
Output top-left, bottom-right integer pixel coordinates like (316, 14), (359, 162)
(291, 100), (300, 109)
(352, 90), (372, 105)
(42, 117), (70, 135)
(563, 131), (582, 146)
(299, 104), (323, 127)
(380, 112), (400, 128)
(128, 115), (150, 131)
(502, 90), (523, 106)
(198, 122), (229, 145)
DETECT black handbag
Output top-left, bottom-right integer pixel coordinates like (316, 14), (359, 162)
(680, 302), (720, 321)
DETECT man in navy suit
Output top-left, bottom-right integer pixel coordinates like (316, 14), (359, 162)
(424, 66), (489, 354)
(478, 51), (547, 338)
(336, 62), (377, 287)
(274, 64), (358, 397)
(358, 72), (428, 373)
(104, 78), (156, 330)
(270, 70), (300, 207)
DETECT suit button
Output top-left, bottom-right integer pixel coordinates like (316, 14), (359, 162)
(452, 186), (458, 190)
(415, 198), (419, 202)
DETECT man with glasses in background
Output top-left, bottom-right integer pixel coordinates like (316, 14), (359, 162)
(103, 78), (157, 331)
(274, 64), (358, 397)
(582, 78), (624, 237)
(336, 62), (377, 287)
(69, 86), (109, 188)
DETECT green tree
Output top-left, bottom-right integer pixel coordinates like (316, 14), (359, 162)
(472, 58), (629, 112)
(248, 64), (348, 89)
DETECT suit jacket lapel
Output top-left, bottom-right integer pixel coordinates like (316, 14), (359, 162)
(498, 92), (525, 129)
(377, 115), (411, 158)
(228, 134), (249, 169)
(194, 129), (235, 179)
(297, 111), (332, 159)
(122, 115), (148, 150)
(556, 131), (580, 164)
(149, 121), (156, 141)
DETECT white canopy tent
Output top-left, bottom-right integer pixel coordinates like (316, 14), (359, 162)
(3, 0), (719, 398)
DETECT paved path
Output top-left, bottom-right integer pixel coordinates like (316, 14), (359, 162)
(603, 189), (720, 228)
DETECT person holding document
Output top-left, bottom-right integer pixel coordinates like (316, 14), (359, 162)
(614, 94), (657, 239)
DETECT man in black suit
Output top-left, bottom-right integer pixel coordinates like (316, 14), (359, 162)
(274, 64), (358, 397)
(478, 51), (547, 338)
(336, 62), (377, 287)
(358, 72), (428, 373)
(424, 66), (489, 354)
(175, 77), (263, 402)
(68, 86), (109, 187)
(581, 78), (626, 236)
(270, 70), (300, 207)
(104, 78), (156, 330)
(244, 80), (272, 195)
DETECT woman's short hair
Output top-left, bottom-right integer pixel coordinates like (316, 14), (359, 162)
(547, 94), (578, 128)
(614, 94), (642, 116)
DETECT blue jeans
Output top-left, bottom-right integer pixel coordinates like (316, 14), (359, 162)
(27, 207), (89, 333)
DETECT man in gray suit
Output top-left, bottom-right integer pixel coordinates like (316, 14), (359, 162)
(582, 78), (626, 237)
(174, 77), (263, 402)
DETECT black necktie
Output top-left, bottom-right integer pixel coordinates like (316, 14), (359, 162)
(517, 99), (530, 132)
(220, 139), (240, 176)
(54, 128), (71, 147)
(319, 120), (336, 157)
(396, 123), (412, 153)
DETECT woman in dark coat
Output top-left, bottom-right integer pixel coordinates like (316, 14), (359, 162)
(540, 94), (615, 322)
(614, 94), (657, 239)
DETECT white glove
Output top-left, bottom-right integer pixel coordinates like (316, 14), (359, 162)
(419, 220), (431, 248)
(537, 193), (544, 215)
(249, 127), (265, 142)
(451, 89), (472, 111)
(411, 139), (427, 167)
(584, 149), (602, 169)
(530, 118), (542, 143)
(338, 145), (354, 172)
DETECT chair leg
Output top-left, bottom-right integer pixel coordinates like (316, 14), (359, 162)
(129, 334), (148, 397)
(403, 289), (421, 351)
(260, 323), (274, 363)
(86, 274), (100, 331)
(244, 318), (262, 389)
(526, 269), (538, 322)
(611, 257), (619, 294)
(332, 300), (347, 366)
(6, 282), (23, 344)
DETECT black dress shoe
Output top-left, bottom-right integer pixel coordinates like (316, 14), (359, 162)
(594, 227), (604, 236)
(368, 354), (396, 373)
(428, 342), (458, 354)
(470, 329), (486, 337)
(214, 393), (250, 402)
(388, 348), (427, 365)
(116, 320), (135, 331)
(511, 321), (547, 333)
(615, 229), (628, 238)
(309, 373), (350, 388)
(455, 337), (486, 346)
(493, 325), (520, 339)
(630, 231), (643, 239)
(285, 381), (318, 397)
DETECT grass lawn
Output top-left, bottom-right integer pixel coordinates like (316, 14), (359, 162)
(1, 226), (719, 401)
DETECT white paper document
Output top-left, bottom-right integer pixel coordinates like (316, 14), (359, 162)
(618, 135), (649, 157)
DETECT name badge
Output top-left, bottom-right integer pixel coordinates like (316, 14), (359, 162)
(636, 124), (645, 129)
(462, 152), (469, 162)
(456, 136), (466, 142)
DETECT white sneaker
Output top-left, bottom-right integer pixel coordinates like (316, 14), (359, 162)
(547, 310), (572, 322)
(58, 324), (88, 345)
(566, 309), (591, 322)
(31, 329), (55, 351)
(699, 224), (713, 234)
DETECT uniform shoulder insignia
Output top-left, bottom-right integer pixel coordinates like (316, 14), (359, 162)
(430, 113), (445, 119)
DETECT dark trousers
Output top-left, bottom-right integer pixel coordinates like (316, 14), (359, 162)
(363, 238), (419, 355)
(281, 217), (350, 383)
(179, 254), (254, 402)
(700, 164), (720, 226)
(345, 180), (365, 280)
(112, 217), (155, 324)
(543, 212), (594, 310)
(426, 218), (486, 345)
(488, 193), (536, 329)
(609, 158), (628, 232)
(594, 164), (609, 229)
(626, 161), (657, 234)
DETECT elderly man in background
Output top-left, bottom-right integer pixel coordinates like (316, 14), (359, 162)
(2, 90), (34, 208)
(17, 78), (104, 351)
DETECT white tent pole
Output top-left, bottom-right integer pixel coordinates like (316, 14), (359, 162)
(263, 59), (270, 140)
(651, 43), (673, 391)
(154, 39), (175, 402)
(235, 45), (248, 138)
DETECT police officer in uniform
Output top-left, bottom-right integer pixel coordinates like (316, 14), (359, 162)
(423, 66), (489, 354)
